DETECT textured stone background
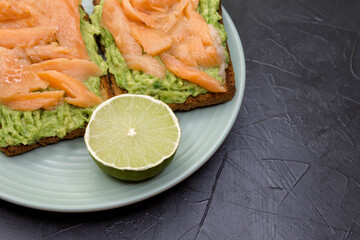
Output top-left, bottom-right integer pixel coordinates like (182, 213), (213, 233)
(1, 0), (360, 239)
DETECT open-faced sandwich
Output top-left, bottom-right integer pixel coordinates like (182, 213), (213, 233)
(0, 0), (236, 156)
(91, 0), (235, 111)
(0, 0), (112, 156)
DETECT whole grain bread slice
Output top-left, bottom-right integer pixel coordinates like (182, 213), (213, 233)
(94, 0), (236, 111)
(0, 8), (114, 157)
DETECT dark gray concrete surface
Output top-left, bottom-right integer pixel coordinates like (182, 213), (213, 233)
(1, 0), (360, 239)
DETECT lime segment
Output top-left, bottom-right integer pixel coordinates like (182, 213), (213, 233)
(84, 94), (181, 181)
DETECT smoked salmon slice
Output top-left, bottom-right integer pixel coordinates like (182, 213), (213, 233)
(0, 70), (49, 101)
(53, 0), (89, 60)
(0, 26), (57, 49)
(160, 53), (226, 93)
(121, 0), (188, 32)
(169, 35), (221, 68)
(0, 91), (65, 111)
(131, 0), (179, 13)
(0, 70), (49, 100)
(0, 17), (36, 29)
(37, 71), (103, 108)
(169, 41), (197, 67)
(30, 58), (101, 82)
(101, 0), (142, 56)
(184, 4), (213, 46)
(130, 22), (172, 56)
(63, 0), (83, 16)
(0, 47), (48, 99)
(169, 37), (222, 69)
(124, 55), (168, 79)
(169, 17), (188, 44)
(102, 0), (165, 78)
(187, 35), (222, 67)
(22, 0), (89, 60)
(25, 44), (76, 63)
(190, 0), (199, 9)
(0, 0), (31, 22)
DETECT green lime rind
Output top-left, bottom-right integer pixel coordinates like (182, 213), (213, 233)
(92, 152), (175, 182)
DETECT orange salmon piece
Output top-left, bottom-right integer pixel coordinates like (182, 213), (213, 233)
(25, 44), (76, 63)
(0, 70), (49, 99)
(170, 35), (221, 68)
(54, 0), (89, 60)
(0, 70), (49, 100)
(0, 0), (31, 21)
(102, 0), (142, 56)
(63, 0), (83, 15)
(168, 14), (221, 68)
(160, 53), (226, 93)
(169, 41), (196, 67)
(25, 0), (89, 59)
(190, 0), (199, 9)
(0, 91), (65, 111)
(132, 0), (179, 12)
(187, 35), (221, 67)
(130, 22), (172, 56)
(122, 0), (188, 32)
(37, 71), (103, 108)
(102, 0), (165, 78)
(0, 47), (48, 99)
(169, 17), (188, 44)
(0, 26), (57, 48)
(0, 17), (36, 29)
(125, 54), (167, 78)
(184, 4), (213, 45)
(131, 0), (177, 10)
(121, 0), (159, 27)
(30, 58), (101, 82)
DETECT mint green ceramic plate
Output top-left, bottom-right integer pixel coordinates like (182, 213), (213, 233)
(0, 3), (246, 212)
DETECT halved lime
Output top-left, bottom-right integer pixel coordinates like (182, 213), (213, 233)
(84, 94), (181, 181)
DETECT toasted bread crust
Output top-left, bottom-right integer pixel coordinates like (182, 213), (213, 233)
(99, 75), (114, 100)
(0, 128), (86, 157)
(98, 0), (236, 111)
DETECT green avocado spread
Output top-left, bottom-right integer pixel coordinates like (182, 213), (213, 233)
(0, 8), (107, 148)
(91, 0), (228, 104)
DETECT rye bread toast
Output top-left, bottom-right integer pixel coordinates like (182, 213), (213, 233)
(0, 7), (113, 157)
(94, 0), (236, 111)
